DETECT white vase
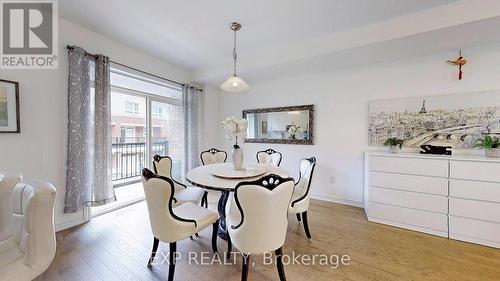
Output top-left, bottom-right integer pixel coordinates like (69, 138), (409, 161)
(388, 145), (400, 153)
(485, 148), (500, 158)
(232, 145), (243, 170)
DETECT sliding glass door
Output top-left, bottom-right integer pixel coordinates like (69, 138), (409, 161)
(91, 64), (184, 216)
(111, 92), (147, 185)
(151, 99), (185, 179)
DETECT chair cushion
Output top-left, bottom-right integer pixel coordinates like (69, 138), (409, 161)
(0, 238), (23, 268)
(173, 187), (204, 206)
(173, 202), (218, 232)
(0, 231), (11, 243)
(0, 258), (41, 281)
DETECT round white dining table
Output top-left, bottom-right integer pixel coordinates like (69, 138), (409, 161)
(186, 162), (288, 240)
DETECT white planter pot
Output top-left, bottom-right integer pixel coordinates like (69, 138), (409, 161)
(232, 145), (244, 170)
(388, 145), (401, 153)
(485, 148), (500, 158)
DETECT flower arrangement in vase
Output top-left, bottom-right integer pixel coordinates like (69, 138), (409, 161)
(288, 124), (304, 139)
(221, 116), (248, 170)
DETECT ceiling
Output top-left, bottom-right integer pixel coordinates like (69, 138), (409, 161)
(60, 0), (456, 68)
(59, 0), (500, 86)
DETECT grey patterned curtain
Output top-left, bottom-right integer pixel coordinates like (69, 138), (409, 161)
(64, 46), (115, 213)
(183, 85), (201, 175)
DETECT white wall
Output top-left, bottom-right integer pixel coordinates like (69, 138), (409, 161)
(0, 18), (193, 230)
(218, 43), (500, 207)
(199, 85), (221, 149)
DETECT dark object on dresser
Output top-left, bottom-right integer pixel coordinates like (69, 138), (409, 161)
(420, 145), (452, 155)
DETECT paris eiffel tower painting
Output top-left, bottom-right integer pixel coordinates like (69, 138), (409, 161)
(368, 91), (500, 148)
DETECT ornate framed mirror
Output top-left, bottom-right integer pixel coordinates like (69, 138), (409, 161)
(242, 104), (314, 145)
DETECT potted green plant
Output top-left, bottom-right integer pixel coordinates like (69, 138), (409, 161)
(384, 138), (404, 153)
(474, 136), (500, 158)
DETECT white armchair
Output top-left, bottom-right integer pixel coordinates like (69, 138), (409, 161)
(142, 168), (219, 281)
(0, 180), (57, 281)
(0, 173), (22, 241)
(289, 157), (316, 240)
(153, 155), (205, 208)
(226, 174), (295, 281)
(256, 149), (282, 167)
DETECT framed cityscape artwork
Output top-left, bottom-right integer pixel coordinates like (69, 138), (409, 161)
(368, 91), (500, 148)
(0, 79), (20, 133)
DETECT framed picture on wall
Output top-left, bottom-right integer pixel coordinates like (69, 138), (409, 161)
(368, 90), (500, 148)
(0, 79), (20, 133)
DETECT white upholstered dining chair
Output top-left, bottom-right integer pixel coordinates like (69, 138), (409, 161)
(256, 148), (282, 167)
(200, 148), (228, 165)
(142, 168), (219, 281)
(199, 148), (228, 207)
(289, 157), (317, 240)
(153, 155), (205, 207)
(226, 174), (295, 281)
(0, 180), (57, 281)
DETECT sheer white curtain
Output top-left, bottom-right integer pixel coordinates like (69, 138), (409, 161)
(182, 85), (202, 175)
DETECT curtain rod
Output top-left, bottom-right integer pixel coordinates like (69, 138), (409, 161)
(66, 45), (203, 92)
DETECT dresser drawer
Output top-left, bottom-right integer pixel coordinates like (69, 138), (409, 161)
(367, 202), (448, 236)
(369, 156), (448, 177)
(449, 216), (500, 248)
(449, 179), (500, 202)
(369, 171), (448, 195)
(449, 198), (500, 223)
(369, 187), (448, 214)
(450, 160), (500, 182)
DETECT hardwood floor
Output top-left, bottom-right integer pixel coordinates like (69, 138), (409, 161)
(37, 199), (500, 281)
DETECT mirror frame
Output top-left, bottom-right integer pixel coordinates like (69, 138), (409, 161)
(242, 104), (314, 145)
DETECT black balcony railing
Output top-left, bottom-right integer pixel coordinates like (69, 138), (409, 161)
(111, 138), (168, 181)
(112, 137), (168, 144)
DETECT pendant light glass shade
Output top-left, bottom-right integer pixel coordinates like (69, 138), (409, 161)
(220, 75), (250, 92)
(221, 22), (250, 93)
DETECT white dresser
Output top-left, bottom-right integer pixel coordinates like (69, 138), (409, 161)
(364, 152), (500, 248)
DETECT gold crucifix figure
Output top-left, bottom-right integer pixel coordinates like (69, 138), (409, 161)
(447, 50), (467, 80)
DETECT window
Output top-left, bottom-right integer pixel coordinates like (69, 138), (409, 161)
(93, 62), (185, 217)
(125, 101), (139, 115)
(152, 104), (165, 119)
(110, 63), (185, 183)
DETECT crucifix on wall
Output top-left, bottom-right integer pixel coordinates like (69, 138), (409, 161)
(446, 50), (467, 80)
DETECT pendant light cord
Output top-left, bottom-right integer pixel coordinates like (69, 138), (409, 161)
(233, 28), (237, 76)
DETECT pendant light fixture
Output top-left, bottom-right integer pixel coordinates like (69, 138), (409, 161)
(221, 22), (250, 93)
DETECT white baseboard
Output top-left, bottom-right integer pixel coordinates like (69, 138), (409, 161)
(55, 217), (85, 232)
(310, 193), (364, 208)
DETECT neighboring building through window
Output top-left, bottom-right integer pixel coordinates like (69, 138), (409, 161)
(152, 104), (166, 119)
(120, 126), (137, 143)
(124, 101), (139, 115)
